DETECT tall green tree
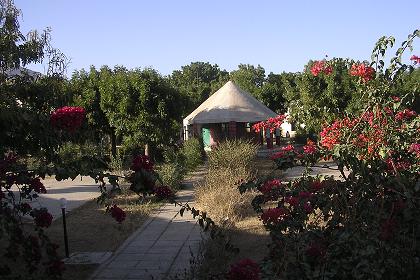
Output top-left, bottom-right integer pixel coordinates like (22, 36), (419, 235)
(169, 61), (229, 115)
(283, 58), (358, 134)
(230, 64), (266, 100)
(0, 0), (69, 158)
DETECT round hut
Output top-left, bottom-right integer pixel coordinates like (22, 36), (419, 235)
(183, 81), (277, 150)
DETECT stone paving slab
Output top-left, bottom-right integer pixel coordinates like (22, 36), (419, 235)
(90, 165), (208, 280)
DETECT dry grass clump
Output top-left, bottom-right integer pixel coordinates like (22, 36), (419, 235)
(195, 140), (258, 224)
(195, 167), (257, 224)
(207, 140), (258, 171)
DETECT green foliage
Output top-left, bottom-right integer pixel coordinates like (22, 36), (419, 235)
(241, 30), (420, 280)
(182, 138), (204, 170)
(230, 64), (266, 100)
(169, 61), (229, 115)
(157, 162), (185, 191)
(208, 139), (258, 171)
(284, 58), (359, 134)
(55, 142), (108, 178)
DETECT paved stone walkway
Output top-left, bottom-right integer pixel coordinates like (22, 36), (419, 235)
(90, 166), (207, 280)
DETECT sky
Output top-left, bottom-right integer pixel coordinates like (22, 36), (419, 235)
(15, 0), (420, 77)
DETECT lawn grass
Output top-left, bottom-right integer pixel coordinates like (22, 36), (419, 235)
(44, 187), (161, 280)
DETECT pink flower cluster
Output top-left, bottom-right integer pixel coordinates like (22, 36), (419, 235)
(153, 185), (174, 200)
(259, 179), (282, 195)
(228, 258), (261, 280)
(261, 207), (289, 225)
(409, 143), (420, 157)
(270, 144), (295, 160)
(410, 55), (420, 65)
(310, 61), (333, 76)
(395, 109), (417, 121)
(303, 139), (317, 155)
(252, 115), (286, 133)
(350, 63), (375, 82)
(131, 155), (154, 172)
(110, 205), (126, 223)
(50, 106), (86, 132)
(30, 178), (46, 194)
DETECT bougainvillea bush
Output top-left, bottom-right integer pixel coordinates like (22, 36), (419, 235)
(0, 106), (176, 279)
(240, 30), (419, 280)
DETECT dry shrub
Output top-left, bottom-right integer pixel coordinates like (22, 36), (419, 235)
(207, 139), (258, 171)
(195, 140), (259, 224)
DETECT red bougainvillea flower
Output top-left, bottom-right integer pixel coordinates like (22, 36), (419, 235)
(50, 106), (86, 132)
(385, 158), (411, 173)
(153, 185), (174, 200)
(31, 208), (53, 228)
(303, 140), (317, 155)
(350, 63), (375, 82)
(228, 258), (261, 280)
(391, 96), (401, 102)
(110, 205), (126, 223)
(261, 207), (289, 225)
(285, 196), (299, 207)
(282, 144), (295, 152)
(298, 191), (314, 200)
(310, 180), (324, 192)
(270, 151), (285, 160)
(410, 55), (420, 65)
(253, 115), (286, 133)
(409, 143), (420, 157)
(259, 179), (282, 195)
(310, 61), (333, 76)
(252, 121), (266, 133)
(30, 178), (47, 194)
(131, 155), (154, 172)
(395, 109), (417, 121)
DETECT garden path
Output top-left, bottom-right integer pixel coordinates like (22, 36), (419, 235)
(90, 165), (208, 280)
(12, 176), (105, 220)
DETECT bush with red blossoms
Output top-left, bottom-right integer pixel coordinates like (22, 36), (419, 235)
(153, 185), (174, 200)
(239, 31), (420, 280)
(30, 177), (47, 194)
(50, 106), (86, 132)
(310, 60), (333, 76)
(252, 115), (286, 133)
(350, 62), (375, 82)
(228, 258), (260, 280)
(130, 154), (154, 172)
(109, 204), (126, 223)
(31, 208), (53, 228)
(410, 54), (420, 64)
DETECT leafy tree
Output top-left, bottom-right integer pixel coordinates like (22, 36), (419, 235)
(230, 64), (266, 100)
(0, 0), (69, 159)
(169, 61), (229, 115)
(70, 66), (117, 156)
(283, 58), (358, 134)
(96, 66), (184, 157)
(260, 72), (289, 113)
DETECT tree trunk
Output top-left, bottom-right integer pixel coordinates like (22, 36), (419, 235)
(144, 143), (149, 156)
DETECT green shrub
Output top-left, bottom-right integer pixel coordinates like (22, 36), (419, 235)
(182, 138), (204, 170)
(208, 140), (258, 171)
(55, 142), (108, 176)
(157, 162), (185, 191)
